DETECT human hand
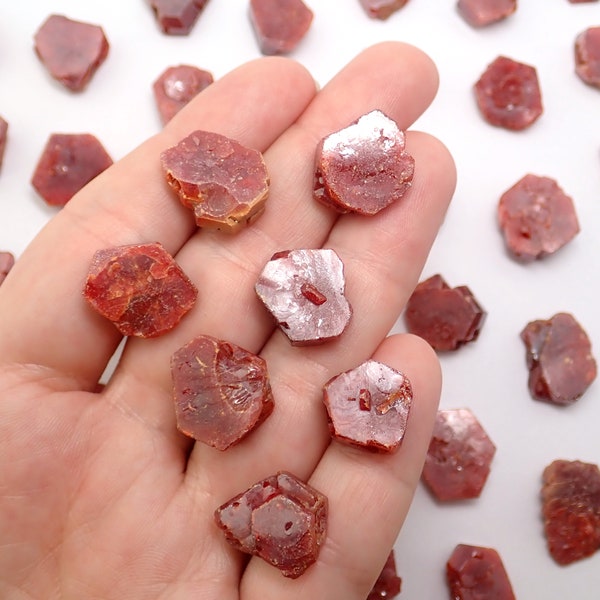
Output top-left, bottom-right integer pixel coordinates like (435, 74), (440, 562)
(0, 42), (455, 599)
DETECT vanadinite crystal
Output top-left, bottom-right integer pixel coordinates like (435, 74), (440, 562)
(498, 174), (580, 261)
(359, 0), (409, 20)
(474, 56), (543, 130)
(314, 110), (414, 215)
(31, 133), (113, 206)
(368, 551), (402, 599)
(404, 274), (486, 351)
(215, 471), (327, 578)
(255, 249), (352, 345)
(249, 0), (313, 55)
(447, 544), (516, 600)
(541, 459), (600, 565)
(0, 251), (15, 286)
(520, 312), (597, 406)
(153, 65), (213, 125)
(34, 14), (109, 91)
(0, 116), (7, 169)
(575, 27), (600, 88)
(457, 0), (516, 27)
(422, 409), (496, 501)
(148, 0), (209, 35)
(161, 130), (269, 231)
(171, 335), (273, 450)
(323, 360), (413, 453)
(84, 242), (197, 338)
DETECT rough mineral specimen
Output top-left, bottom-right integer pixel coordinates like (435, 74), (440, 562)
(359, 0), (409, 20)
(255, 249), (352, 345)
(314, 110), (415, 215)
(83, 242), (197, 338)
(498, 174), (580, 261)
(0, 116), (7, 169)
(368, 550), (402, 599)
(148, 0), (209, 35)
(457, 0), (516, 27)
(161, 130), (269, 231)
(31, 133), (113, 206)
(474, 56), (543, 130)
(520, 312), (597, 406)
(447, 544), (516, 600)
(541, 459), (600, 565)
(575, 27), (600, 88)
(404, 274), (486, 351)
(153, 65), (213, 125)
(215, 471), (328, 578)
(323, 360), (413, 453)
(0, 251), (15, 286)
(249, 0), (314, 55)
(34, 14), (109, 91)
(171, 335), (273, 450)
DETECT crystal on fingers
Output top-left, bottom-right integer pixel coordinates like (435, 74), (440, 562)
(0, 251), (15, 286)
(368, 550), (402, 599)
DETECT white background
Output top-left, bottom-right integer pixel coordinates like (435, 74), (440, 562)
(1, 1), (599, 598)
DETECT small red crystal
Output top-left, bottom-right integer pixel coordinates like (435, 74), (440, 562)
(215, 471), (328, 578)
(148, 0), (209, 35)
(359, 0), (409, 20)
(34, 14), (109, 92)
(541, 459), (600, 565)
(368, 550), (402, 599)
(0, 116), (8, 169)
(575, 27), (600, 88)
(0, 251), (15, 286)
(474, 56), (543, 131)
(447, 544), (516, 600)
(520, 312), (597, 406)
(314, 110), (415, 215)
(84, 242), (197, 338)
(457, 0), (516, 27)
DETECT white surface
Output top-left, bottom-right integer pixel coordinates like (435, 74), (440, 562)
(1, 1), (599, 598)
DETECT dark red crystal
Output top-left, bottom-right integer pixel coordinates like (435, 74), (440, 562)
(575, 27), (600, 88)
(215, 471), (328, 578)
(34, 14), (109, 92)
(31, 133), (113, 206)
(457, 0), (516, 27)
(474, 56), (543, 130)
(0, 116), (7, 169)
(520, 312), (597, 406)
(359, 0), (409, 20)
(255, 249), (352, 345)
(83, 242), (197, 338)
(148, 0), (209, 35)
(368, 550), (402, 599)
(0, 251), (15, 286)
(171, 335), (273, 450)
(314, 110), (415, 215)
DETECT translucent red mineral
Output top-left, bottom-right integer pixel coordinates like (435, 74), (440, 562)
(148, 0), (209, 35)
(0, 251), (15, 286)
(541, 459), (600, 565)
(0, 116), (7, 169)
(171, 335), (273, 450)
(474, 56), (543, 130)
(446, 544), (516, 600)
(34, 14), (109, 92)
(498, 174), (580, 261)
(457, 0), (516, 27)
(249, 0), (314, 55)
(161, 130), (269, 232)
(314, 110), (414, 215)
(575, 27), (600, 88)
(83, 242), (197, 338)
(359, 0), (409, 20)
(323, 360), (413, 453)
(215, 471), (327, 578)
(520, 312), (597, 406)
(255, 249), (352, 345)
(368, 551), (402, 599)
(404, 274), (486, 351)
(31, 133), (113, 207)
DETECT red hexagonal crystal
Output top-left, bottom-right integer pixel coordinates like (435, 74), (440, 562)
(422, 409), (496, 502)
(474, 56), (543, 131)
(359, 0), (409, 20)
(575, 27), (600, 88)
(520, 312), (597, 406)
(0, 251), (15, 287)
(323, 360), (413, 453)
(0, 116), (8, 169)
(215, 471), (328, 578)
(447, 544), (515, 600)
(171, 335), (273, 450)
(457, 0), (516, 27)
(314, 110), (414, 215)
(83, 242), (197, 338)
(34, 14), (109, 92)
(368, 550), (402, 599)
(148, 0), (209, 35)
(31, 133), (113, 207)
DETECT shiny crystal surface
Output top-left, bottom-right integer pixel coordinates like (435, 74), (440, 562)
(359, 0), (409, 20)
(575, 27), (600, 88)
(457, 0), (516, 27)
(148, 0), (209, 35)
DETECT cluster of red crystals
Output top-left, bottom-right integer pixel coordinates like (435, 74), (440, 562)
(171, 335), (273, 450)
(404, 274), (486, 351)
(520, 312), (597, 406)
(498, 174), (580, 261)
(457, 0), (516, 27)
(255, 248), (352, 345)
(153, 65), (213, 125)
(422, 409), (496, 501)
(575, 27), (600, 88)
(541, 459), (600, 565)
(314, 110), (414, 215)
(83, 242), (197, 338)
(0, 116), (7, 169)
(323, 360), (413, 453)
(34, 14), (109, 92)
(161, 130), (269, 232)
(215, 471), (328, 578)
(249, 0), (314, 55)
(474, 56), (543, 131)
(31, 133), (113, 207)
(359, 0), (409, 20)
(0, 251), (15, 286)
(148, 0), (209, 35)
(368, 550), (402, 599)
(447, 544), (516, 600)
